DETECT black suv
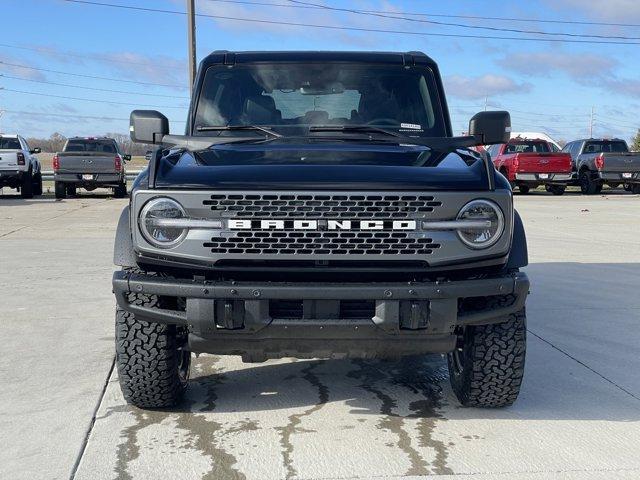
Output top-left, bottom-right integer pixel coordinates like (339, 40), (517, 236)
(113, 51), (529, 409)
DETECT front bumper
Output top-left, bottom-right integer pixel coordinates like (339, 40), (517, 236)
(113, 270), (529, 360)
(515, 173), (573, 184)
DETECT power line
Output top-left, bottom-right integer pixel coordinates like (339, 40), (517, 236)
(1, 88), (188, 109)
(58, 0), (640, 46)
(204, 0), (640, 28)
(0, 42), (170, 67)
(287, 0), (640, 41)
(3, 109), (185, 122)
(0, 74), (188, 98)
(0, 60), (186, 89)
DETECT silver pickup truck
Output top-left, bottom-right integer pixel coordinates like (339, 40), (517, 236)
(53, 137), (130, 199)
(562, 138), (640, 194)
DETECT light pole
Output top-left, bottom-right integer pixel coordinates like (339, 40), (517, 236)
(186, 0), (197, 95)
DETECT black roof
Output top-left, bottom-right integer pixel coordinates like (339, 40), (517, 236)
(574, 138), (625, 142)
(201, 50), (437, 67)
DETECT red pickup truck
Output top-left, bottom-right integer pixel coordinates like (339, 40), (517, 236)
(486, 139), (573, 195)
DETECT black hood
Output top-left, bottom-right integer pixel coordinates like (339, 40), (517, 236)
(153, 141), (492, 191)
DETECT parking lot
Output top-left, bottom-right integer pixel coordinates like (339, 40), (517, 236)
(1, 190), (639, 480)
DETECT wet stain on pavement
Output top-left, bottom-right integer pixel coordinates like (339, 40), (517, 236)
(112, 355), (247, 480)
(113, 408), (166, 480)
(347, 356), (453, 476)
(276, 362), (330, 480)
(176, 356), (247, 480)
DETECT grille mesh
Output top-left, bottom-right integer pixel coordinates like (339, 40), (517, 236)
(204, 231), (440, 256)
(203, 193), (442, 219)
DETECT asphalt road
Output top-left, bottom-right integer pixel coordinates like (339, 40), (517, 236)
(1, 189), (639, 480)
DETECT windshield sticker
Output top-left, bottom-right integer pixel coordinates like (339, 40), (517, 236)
(400, 123), (422, 130)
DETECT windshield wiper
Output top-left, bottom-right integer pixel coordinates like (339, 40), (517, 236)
(310, 125), (482, 151)
(309, 125), (404, 138)
(196, 125), (283, 138)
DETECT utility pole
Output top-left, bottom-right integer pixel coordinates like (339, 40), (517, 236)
(589, 106), (594, 138)
(0, 86), (4, 133)
(186, 0), (197, 95)
(484, 95), (488, 111)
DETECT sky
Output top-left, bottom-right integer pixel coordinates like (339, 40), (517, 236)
(1, 0), (639, 144)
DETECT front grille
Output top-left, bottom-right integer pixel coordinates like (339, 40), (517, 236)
(268, 299), (376, 319)
(203, 193), (442, 219)
(204, 231), (441, 256)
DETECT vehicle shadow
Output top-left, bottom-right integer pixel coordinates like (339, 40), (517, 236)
(156, 261), (640, 422)
(0, 192), (122, 202)
(517, 187), (635, 196)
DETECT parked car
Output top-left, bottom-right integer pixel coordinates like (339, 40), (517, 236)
(113, 50), (529, 410)
(0, 134), (42, 198)
(53, 137), (130, 199)
(486, 138), (573, 195)
(563, 138), (640, 194)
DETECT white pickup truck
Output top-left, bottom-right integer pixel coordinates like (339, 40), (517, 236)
(0, 134), (43, 198)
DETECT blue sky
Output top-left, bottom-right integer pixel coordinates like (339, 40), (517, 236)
(1, 0), (639, 143)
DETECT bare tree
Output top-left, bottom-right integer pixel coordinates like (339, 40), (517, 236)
(631, 129), (640, 152)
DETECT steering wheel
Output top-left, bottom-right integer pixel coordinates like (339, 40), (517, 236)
(365, 118), (398, 126)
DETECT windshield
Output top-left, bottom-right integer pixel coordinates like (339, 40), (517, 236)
(193, 63), (446, 137)
(65, 139), (117, 153)
(584, 141), (628, 153)
(0, 137), (21, 150)
(504, 141), (551, 153)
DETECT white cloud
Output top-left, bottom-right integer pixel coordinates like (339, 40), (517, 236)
(94, 52), (187, 90)
(498, 51), (640, 99)
(498, 52), (618, 80)
(445, 74), (532, 99)
(547, 0), (640, 22)
(0, 53), (46, 81)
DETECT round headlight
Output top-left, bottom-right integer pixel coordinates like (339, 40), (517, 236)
(456, 200), (505, 249)
(139, 197), (188, 248)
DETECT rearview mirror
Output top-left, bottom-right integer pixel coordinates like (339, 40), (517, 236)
(130, 110), (169, 144)
(469, 111), (511, 145)
(30, 147), (41, 154)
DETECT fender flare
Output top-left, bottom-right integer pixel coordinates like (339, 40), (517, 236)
(506, 209), (528, 270)
(113, 206), (137, 267)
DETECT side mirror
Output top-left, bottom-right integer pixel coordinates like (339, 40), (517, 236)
(130, 110), (169, 144)
(469, 111), (511, 145)
(123, 154), (132, 161)
(144, 150), (153, 162)
(30, 147), (41, 154)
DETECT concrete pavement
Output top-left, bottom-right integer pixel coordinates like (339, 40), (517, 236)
(1, 190), (639, 480)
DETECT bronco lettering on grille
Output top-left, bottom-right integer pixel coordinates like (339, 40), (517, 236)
(228, 219), (417, 230)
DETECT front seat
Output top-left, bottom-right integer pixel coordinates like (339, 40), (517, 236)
(242, 95), (280, 125)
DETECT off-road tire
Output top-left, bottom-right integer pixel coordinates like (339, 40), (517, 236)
(518, 185), (530, 194)
(447, 305), (526, 408)
(67, 184), (77, 197)
(20, 170), (34, 199)
(113, 182), (127, 198)
(115, 277), (191, 409)
(545, 185), (565, 196)
(631, 184), (640, 194)
(580, 170), (598, 195)
(33, 171), (43, 196)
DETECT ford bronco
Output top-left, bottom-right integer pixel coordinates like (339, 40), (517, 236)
(113, 51), (529, 409)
